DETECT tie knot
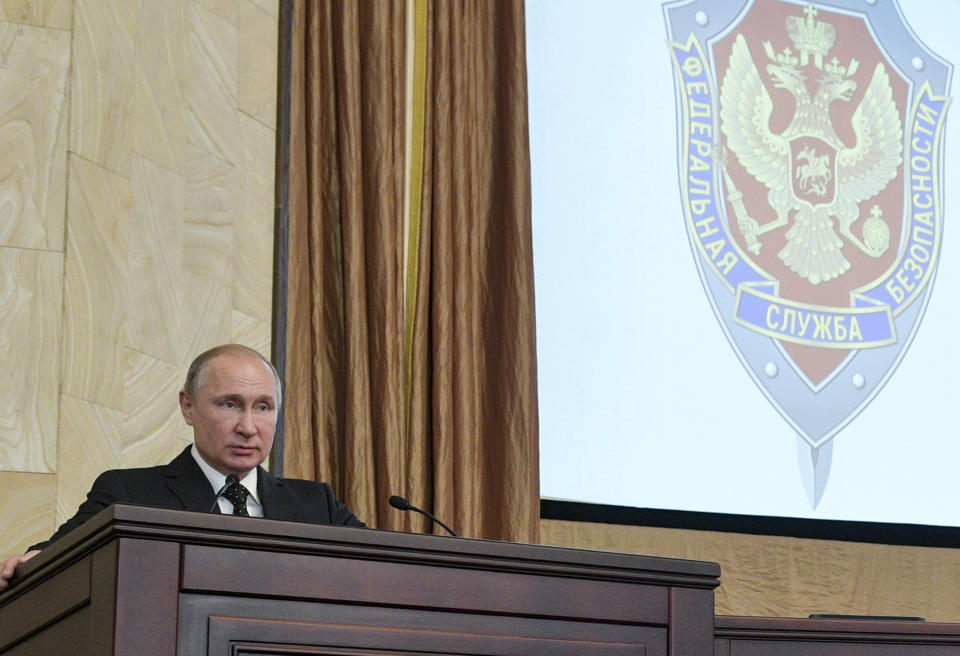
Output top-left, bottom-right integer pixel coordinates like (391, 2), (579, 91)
(223, 481), (250, 517)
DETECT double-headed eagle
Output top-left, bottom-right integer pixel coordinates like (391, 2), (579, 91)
(719, 7), (902, 285)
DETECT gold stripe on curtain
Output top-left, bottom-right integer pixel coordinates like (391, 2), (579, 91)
(400, 0), (430, 534)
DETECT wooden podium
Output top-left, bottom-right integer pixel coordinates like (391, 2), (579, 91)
(0, 505), (720, 655)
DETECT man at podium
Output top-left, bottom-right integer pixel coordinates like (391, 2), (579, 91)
(1, 343), (364, 590)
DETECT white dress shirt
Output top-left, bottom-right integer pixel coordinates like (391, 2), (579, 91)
(191, 444), (263, 517)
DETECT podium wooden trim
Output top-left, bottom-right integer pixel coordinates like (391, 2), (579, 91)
(0, 505), (719, 655)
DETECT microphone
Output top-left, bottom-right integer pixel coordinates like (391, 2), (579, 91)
(389, 495), (459, 537)
(208, 473), (240, 513)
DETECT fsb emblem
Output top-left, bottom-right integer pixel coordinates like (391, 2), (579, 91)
(665, 0), (951, 504)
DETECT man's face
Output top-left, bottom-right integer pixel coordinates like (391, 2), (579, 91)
(178, 352), (278, 476)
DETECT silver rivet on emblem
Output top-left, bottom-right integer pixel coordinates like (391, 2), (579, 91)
(913, 57), (925, 71)
(764, 362), (778, 378)
(695, 11), (709, 27)
(852, 373), (866, 389)
(866, 0), (877, 6)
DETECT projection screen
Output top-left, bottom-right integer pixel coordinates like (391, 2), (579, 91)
(529, 0), (960, 529)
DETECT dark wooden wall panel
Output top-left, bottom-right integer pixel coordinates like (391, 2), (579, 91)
(716, 616), (960, 656)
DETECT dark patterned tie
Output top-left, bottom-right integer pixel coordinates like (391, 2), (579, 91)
(223, 480), (250, 517)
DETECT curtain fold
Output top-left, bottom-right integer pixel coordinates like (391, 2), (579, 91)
(283, 0), (538, 543)
(414, 0), (539, 542)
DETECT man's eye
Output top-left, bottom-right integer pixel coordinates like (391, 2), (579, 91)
(223, 401), (237, 408)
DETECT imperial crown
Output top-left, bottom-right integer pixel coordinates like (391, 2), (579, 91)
(786, 5), (836, 68)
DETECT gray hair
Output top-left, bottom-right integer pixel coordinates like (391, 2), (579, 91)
(183, 344), (282, 407)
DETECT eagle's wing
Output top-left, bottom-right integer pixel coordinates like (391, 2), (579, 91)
(837, 63), (903, 204)
(719, 34), (790, 191)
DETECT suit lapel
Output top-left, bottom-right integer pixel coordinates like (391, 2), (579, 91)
(162, 446), (220, 512)
(258, 468), (294, 521)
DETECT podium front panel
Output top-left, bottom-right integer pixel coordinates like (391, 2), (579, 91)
(0, 505), (720, 656)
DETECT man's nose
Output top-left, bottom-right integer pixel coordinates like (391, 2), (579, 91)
(236, 409), (257, 436)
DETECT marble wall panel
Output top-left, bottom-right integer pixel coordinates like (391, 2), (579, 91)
(193, 0), (237, 26)
(0, 471), (56, 556)
(233, 113), (274, 322)
(127, 154), (184, 364)
(248, 0), (278, 19)
(121, 349), (186, 468)
(1, 0), (279, 565)
(61, 155), (131, 409)
(184, 144), (236, 286)
(0, 0), (72, 30)
(177, 270), (233, 363)
(130, 0), (187, 175)
(232, 309), (270, 357)
(0, 247), (61, 473)
(55, 394), (121, 525)
(186, 1), (238, 164)
(238, 0), (277, 128)
(70, 0), (136, 175)
(0, 20), (70, 250)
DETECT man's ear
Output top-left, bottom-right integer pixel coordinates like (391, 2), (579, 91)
(179, 390), (195, 426)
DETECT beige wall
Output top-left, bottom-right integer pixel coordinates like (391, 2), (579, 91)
(0, 0), (278, 557)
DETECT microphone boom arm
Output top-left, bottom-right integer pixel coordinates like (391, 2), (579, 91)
(389, 495), (459, 537)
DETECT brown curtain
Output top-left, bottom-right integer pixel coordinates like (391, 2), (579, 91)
(283, 0), (538, 543)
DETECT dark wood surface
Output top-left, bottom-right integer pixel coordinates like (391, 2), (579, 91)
(0, 504), (720, 656)
(716, 615), (960, 655)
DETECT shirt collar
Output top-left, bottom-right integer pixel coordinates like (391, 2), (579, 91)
(190, 443), (261, 503)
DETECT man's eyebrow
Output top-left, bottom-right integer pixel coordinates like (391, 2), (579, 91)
(213, 393), (275, 403)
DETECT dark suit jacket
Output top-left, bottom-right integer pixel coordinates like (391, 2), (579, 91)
(31, 445), (364, 551)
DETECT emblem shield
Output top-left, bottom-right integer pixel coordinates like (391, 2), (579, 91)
(665, 0), (952, 504)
